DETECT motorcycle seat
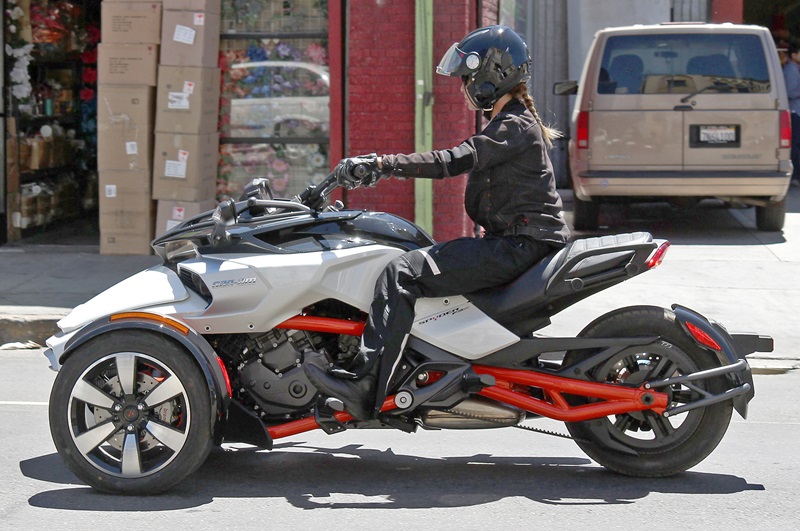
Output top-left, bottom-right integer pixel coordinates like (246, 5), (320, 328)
(467, 232), (655, 335)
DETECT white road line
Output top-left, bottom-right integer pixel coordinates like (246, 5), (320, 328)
(0, 401), (48, 406)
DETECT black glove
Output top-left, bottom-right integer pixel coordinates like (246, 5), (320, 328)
(334, 153), (392, 189)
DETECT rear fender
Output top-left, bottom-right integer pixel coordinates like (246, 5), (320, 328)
(672, 304), (771, 418)
(57, 314), (231, 423)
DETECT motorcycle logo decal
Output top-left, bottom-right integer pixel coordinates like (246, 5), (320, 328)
(417, 306), (467, 325)
(211, 277), (257, 289)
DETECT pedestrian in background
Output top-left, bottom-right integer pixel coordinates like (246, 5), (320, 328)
(783, 38), (800, 184)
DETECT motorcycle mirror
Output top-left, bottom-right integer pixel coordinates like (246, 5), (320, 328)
(210, 198), (237, 245)
(239, 178), (274, 202)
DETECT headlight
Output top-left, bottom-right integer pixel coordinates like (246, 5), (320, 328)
(165, 239), (199, 264)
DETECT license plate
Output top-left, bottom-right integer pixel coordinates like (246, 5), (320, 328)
(690, 124), (740, 148)
(699, 125), (737, 144)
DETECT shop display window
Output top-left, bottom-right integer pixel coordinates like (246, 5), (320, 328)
(219, 0), (329, 200)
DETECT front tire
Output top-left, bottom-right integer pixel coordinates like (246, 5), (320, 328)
(562, 306), (733, 477)
(49, 330), (213, 494)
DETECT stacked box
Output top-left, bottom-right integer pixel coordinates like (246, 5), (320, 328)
(160, 0), (221, 68)
(153, 0), (221, 212)
(98, 0), (163, 255)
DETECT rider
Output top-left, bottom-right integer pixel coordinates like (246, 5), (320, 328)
(303, 25), (570, 420)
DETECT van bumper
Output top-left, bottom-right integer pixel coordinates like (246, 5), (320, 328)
(573, 170), (790, 202)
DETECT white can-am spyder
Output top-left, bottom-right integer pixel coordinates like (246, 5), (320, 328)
(44, 170), (771, 494)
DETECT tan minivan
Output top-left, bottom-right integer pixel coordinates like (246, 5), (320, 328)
(555, 23), (792, 231)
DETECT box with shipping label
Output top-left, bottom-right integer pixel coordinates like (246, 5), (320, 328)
(155, 65), (220, 134)
(97, 85), (156, 171)
(98, 43), (160, 85)
(159, 10), (221, 68)
(155, 198), (217, 236)
(99, 170), (155, 255)
(152, 132), (219, 201)
(101, 2), (163, 44)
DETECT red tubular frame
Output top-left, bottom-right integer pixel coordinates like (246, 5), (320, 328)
(260, 315), (668, 440)
(473, 365), (668, 422)
(268, 396), (398, 440)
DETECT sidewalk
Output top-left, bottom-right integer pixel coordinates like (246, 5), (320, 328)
(1, 221), (798, 375)
(0, 243), (159, 347)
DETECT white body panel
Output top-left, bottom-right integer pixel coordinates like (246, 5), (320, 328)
(47, 243), (522, 367)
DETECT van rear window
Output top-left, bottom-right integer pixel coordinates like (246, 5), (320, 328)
(597, 33), (770, 95)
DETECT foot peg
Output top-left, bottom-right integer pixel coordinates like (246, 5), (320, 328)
(325, 397), (345, 412)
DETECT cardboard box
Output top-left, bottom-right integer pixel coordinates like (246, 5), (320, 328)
(101, 2), (162, 44)
(164, 0), (221, 13)
(152, 132), (219, 201)
(159, 10), (220, 68)
(98, 44), (159, 85)
(155, 198), (216, 236)
(99, 171), (155, 255)
(155, 66), (220, 134)
(97, 85), (156, 171)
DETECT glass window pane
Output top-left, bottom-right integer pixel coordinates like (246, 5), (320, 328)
(220, 38), (330, 139)
(218, 142), (330, 200)
(598, 34), (770, 95)
(221, 0), (328, 35)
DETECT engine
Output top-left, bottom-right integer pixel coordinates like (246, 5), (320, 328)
(211, 327), (360, 420)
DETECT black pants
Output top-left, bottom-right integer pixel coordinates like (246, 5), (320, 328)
(359, 234), (558, 414)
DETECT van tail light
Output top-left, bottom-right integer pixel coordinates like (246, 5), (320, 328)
(780, 110), (792, 149)
(576, 111), (590, 150)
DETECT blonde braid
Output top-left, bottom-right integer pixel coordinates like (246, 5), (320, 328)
(512, 84), (561, 149)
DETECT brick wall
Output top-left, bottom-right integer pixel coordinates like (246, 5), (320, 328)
(345, 0), (495, 241)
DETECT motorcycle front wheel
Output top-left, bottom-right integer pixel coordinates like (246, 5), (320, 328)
(49, 330), (213, 494)
(562, 305), (733, 477)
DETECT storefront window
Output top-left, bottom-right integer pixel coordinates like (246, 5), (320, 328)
(219, 0), (329, 200)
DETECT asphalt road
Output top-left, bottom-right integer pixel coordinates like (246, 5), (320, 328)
(2, 191), (800, 528)
(1, 348), (798, 529)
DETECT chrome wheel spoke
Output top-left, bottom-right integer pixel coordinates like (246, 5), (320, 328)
(142, 376), (184, 408)
(72, 379), (116, 410)
(145, 420), (187, 452)
(121, 432), (143, 476)
(115, 353), (138, 396)
(74, 421), (118, 455)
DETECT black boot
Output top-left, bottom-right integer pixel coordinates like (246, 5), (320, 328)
(303, 352), (376, 421)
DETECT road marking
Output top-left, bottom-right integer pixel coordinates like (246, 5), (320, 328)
(0, 401), (48, 406)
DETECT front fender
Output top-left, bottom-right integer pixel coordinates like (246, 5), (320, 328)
(672, 304), (772, 418)
(51, 314), (231, 422)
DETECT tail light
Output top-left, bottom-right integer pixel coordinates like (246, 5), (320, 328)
(780, 110), (791, 149)
(576, 111), (590, 150)
(646, 241), (671, 269)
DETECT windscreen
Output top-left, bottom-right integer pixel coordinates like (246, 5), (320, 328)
(597, 33), (770, 95)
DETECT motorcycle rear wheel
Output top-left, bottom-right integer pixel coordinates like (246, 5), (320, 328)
(49, 330), (213, 494)
(563, 305), (733, 477)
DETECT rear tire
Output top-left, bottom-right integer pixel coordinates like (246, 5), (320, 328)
(572, 196), (600, 231)
(562, 306), (733, 477)
(755, 199), (785, 231)
(49, 330), (213, 494)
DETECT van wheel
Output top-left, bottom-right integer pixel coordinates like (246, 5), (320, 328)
(755, 199), (785, 231)
(573, 197), (600, 231)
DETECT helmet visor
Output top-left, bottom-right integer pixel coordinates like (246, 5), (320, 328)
(436, 42), (465, 76)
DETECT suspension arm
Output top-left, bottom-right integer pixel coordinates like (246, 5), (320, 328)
(473, 365), (669, 422)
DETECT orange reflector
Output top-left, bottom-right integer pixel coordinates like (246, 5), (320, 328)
(109, 312), (190, 336)
(686, 322), (722, 351)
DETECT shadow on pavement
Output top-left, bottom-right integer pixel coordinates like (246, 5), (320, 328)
(23, 442), (764, 511)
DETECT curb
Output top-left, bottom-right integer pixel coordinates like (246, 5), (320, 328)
(0, 308), (69, 347)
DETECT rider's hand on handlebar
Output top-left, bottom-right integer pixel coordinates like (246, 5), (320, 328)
(334, 153), (389, 190)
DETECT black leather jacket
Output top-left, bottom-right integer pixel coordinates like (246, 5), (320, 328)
(383, 99), (569, 244)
